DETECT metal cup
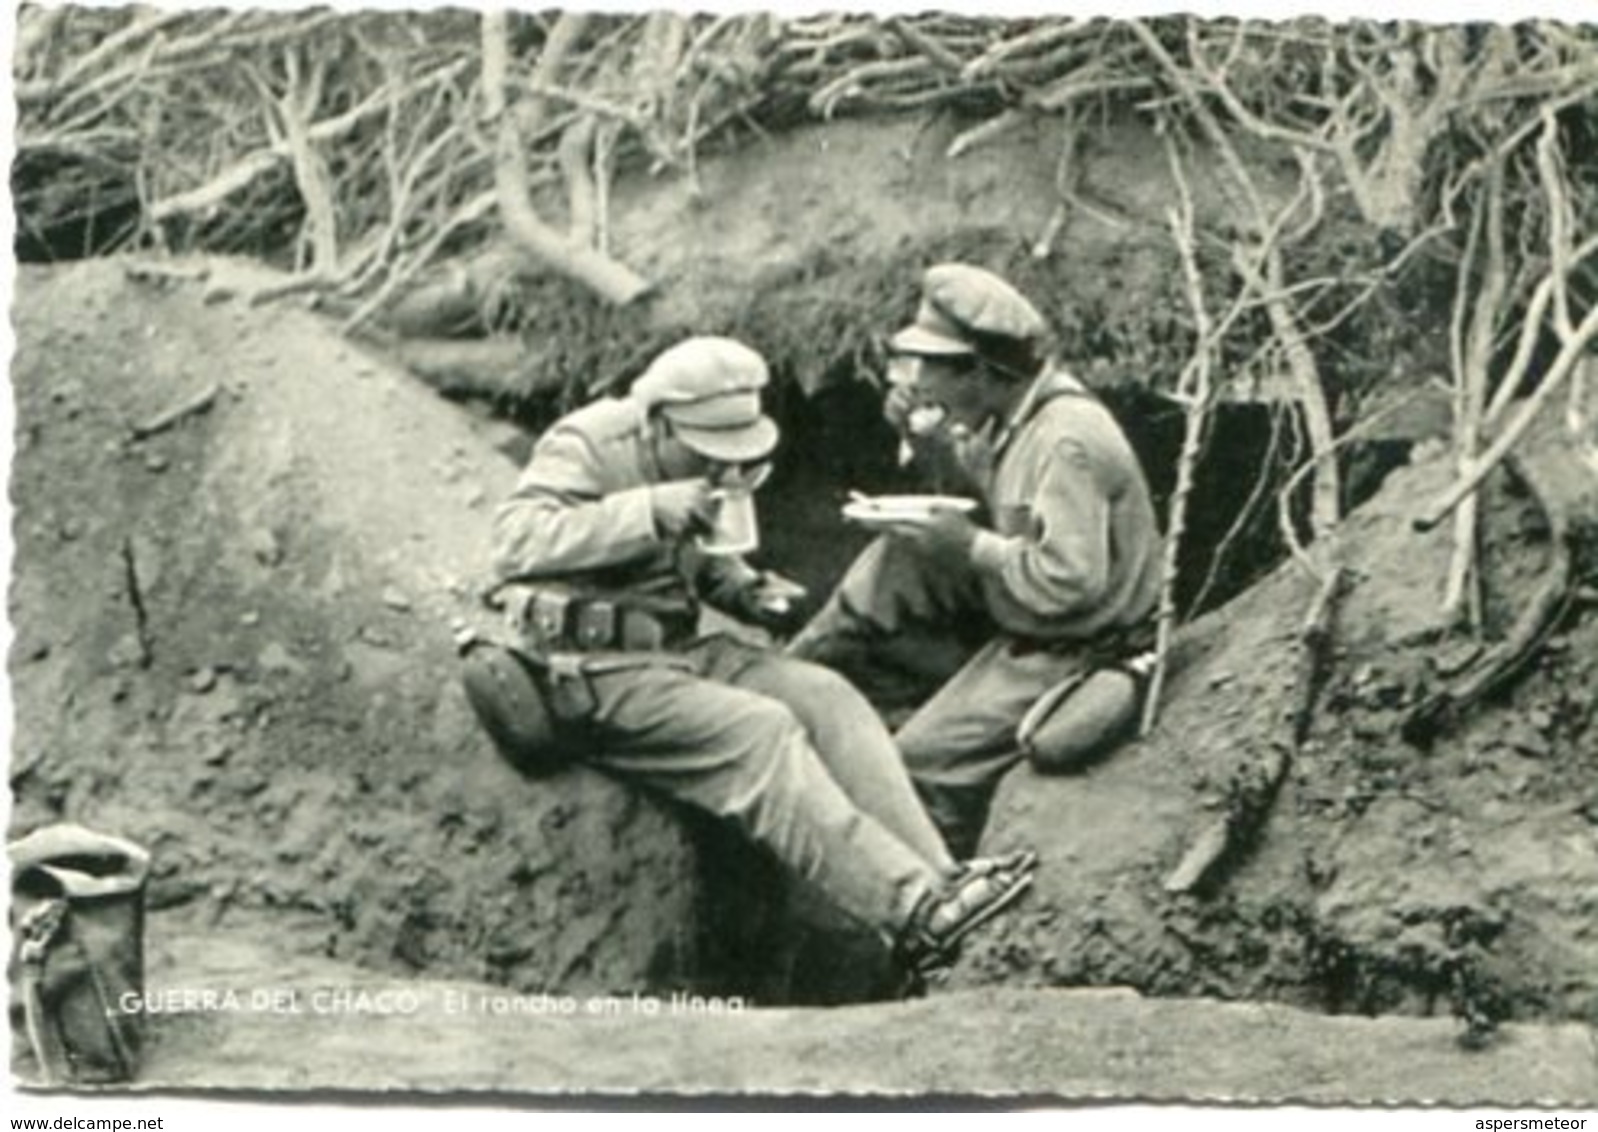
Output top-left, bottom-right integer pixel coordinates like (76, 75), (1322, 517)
(698, 485), (759, 556)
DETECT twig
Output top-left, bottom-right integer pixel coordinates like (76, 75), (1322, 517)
(524, 83), (647, 130)
(1142, 134), (1214, 737)
(1036, 109), (1085, 254)
(1031, 204), (1068, 260)
(46, 37), (163, 139)
(120, 538), (154, 670)
(1403, 448), (1581, 746)
(1415, 301), (1598, 532)
(130, 381), (221, 441)
(1234, 241), (1341, 549)
(341, 189), (506, 333)
(1570, 357), (1596, 477)
(883, 16), (966, 75)
(808, 57), (937, 116)
(489, 160), (646, 306)
(1486, 236), (1598, 426)
(148, 62), (469, 223)
(348, 89), (477, 300)
(14, 6), (70, 85)
(47, 11), (314, 127)
(593, 118), (621, 253)
(1029, 74), (1154, 112)
(269, 45), (341, 275)
(1443, 160), (1506, 628)
(1536, 106), (1577, 342)
(122, 260), (210, 286)
(22, 9), (1598, 354)
(483, 11), (650, 306)
(1290, 564), (1346, 745)
(1133, 19), (1340, 547)
(946, 108), (1029, 159)
(1186, 24), (1339, 155)
(1277, 388), (1443, 518)
(560, 116), (600, 249)
(1185, 404), (1289, 616)
(247, 271), (339, 308)
(18, 8), (190, 104)
(1275, 404), (1319, 579)
(1294, 212), (1457, 343)
(961, 19), (1089, 81)
(1165, 564), (1345, 893)
(156, 10), (322, 65)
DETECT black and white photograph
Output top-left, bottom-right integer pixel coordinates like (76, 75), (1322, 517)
(5, 0), (1597, 1115)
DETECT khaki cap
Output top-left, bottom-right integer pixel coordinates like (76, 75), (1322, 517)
(631, 336), (779, 463)
(891, 263), (1047, 357)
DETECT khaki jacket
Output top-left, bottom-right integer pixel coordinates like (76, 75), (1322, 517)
(967, 366), (1162, 641)
(492, 397), (757, 612)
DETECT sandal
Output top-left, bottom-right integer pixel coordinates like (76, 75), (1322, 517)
(958, 848), (1038, 879)
(897, 849), (1038, 977)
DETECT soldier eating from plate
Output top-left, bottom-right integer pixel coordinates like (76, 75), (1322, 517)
(477, 335), (1037, 988)
(789, 265), (1164, 859)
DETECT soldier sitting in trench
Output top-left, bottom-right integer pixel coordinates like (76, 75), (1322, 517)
(472, 334), (1036, 983)
(788, 265), (1164, 859)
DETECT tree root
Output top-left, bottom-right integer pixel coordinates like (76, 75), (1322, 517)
(1165, 564), (1345, 894)
(1401, 439), (1591, 747)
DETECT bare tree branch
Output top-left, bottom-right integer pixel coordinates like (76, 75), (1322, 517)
(482, 11), (650, 306)
(148, 61), (469, 223)
(1417, 301), (1598, 532)
(1142, 133), (1216, 736)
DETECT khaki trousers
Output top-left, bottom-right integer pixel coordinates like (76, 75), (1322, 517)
(579, 634), (953, 938)
(788, 536), (1094, 858)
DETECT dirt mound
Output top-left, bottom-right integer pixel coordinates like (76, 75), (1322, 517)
(954, 438), (1598, 1028)
(7, 258), (708, 994)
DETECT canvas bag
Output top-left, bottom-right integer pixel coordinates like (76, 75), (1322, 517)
(9, 824), (151, 1084)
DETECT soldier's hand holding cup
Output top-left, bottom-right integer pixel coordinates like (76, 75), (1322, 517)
(650, 478), (715, 539)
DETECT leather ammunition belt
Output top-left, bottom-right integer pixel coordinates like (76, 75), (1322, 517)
(1009, 616), (1156, 664)
(500, 584), (698, 654)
